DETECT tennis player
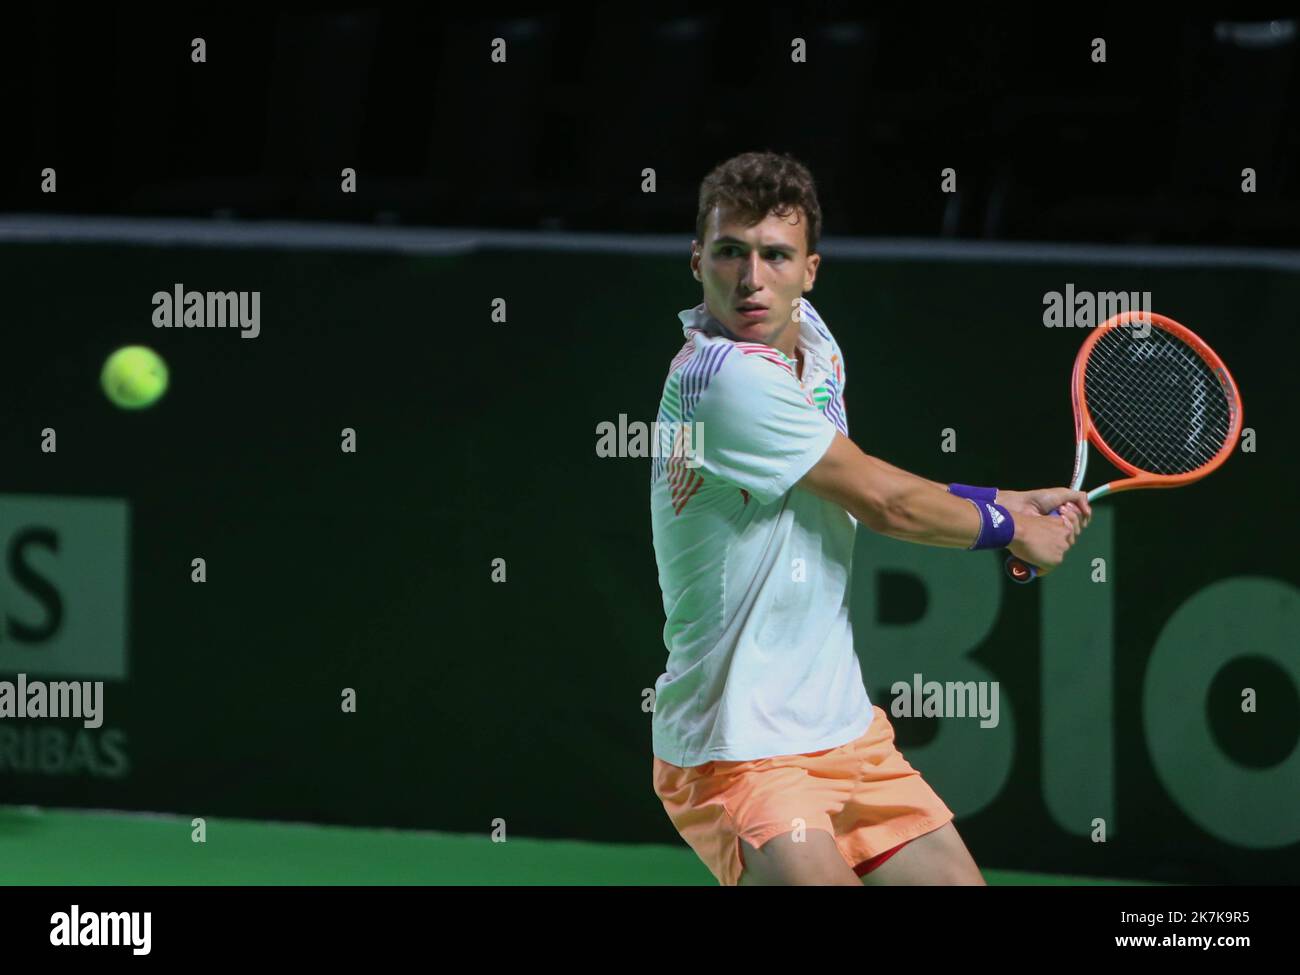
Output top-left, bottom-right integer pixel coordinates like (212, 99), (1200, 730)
(649, 151), (1091, 886)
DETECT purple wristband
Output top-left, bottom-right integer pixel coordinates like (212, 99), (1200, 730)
(949, 483), (998, 503)
(966, 500), (1015, 550)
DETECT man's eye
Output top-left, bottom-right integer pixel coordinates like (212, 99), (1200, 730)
(716, 247), (786, 259)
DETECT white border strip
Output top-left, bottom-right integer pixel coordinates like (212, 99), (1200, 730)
(3, 213), (1300, 270)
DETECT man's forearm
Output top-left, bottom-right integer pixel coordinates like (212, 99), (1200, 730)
(865, 454), (948, 496)
(875, 482), (985, 547)
(855, 455), (983, 548)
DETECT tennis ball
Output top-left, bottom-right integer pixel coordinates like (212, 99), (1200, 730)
(101, 345), (169, 410)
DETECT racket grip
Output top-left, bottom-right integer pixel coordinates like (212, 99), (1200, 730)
(1004, 507), (1062, 585)
(1005, 555), (1040, 583)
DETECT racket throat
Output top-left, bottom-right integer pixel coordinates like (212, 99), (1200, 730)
(1071, 440), (1089, 491)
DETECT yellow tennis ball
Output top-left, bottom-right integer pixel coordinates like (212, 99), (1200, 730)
(102, 346), (169, 410)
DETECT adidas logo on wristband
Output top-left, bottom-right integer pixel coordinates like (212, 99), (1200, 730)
(987, 504), (1004, 528)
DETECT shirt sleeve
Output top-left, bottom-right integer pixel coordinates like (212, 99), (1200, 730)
(691, 351), (837, 506)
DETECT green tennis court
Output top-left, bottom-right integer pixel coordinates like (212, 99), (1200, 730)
(0, 805), (1156, 885)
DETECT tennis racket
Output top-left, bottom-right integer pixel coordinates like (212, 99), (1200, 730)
(1007, 310), (1243, 583)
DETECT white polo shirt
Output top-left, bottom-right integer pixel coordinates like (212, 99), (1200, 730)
(649, 298), (873, 767)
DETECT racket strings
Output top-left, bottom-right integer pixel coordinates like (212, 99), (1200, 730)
(1084, 325), (1232, 475)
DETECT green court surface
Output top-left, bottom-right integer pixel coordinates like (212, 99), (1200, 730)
(0, 805), (1154, 885)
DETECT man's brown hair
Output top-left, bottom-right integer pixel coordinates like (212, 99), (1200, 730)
(695, 150), (822, 255)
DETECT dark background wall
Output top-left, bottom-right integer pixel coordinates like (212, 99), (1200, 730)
(1, 7), (1298, 883)
(0, 239), (1295, 883)
(3, 8), (1299, 246)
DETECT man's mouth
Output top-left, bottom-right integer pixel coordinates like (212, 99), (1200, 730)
(737, 303), (767, 320)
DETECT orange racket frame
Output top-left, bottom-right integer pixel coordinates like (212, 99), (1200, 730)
(1006, 310), (1243, 583)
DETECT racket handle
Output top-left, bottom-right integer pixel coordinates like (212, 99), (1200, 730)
(1004, 507), (1062, 585)
(1005, 555), (1040, 583)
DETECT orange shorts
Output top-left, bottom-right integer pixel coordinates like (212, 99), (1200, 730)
(652, 705), (954, 886)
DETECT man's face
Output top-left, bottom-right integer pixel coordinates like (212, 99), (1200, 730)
(691, 203), (820, 352)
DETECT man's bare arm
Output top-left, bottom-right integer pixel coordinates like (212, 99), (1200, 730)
(797, 431), (1081, 569)
(797, 432), (980, 547)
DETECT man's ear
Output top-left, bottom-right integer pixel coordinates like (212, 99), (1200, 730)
(803, 252), (820, 292)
